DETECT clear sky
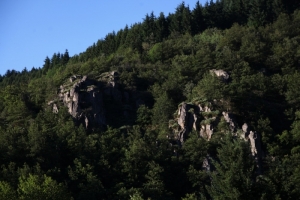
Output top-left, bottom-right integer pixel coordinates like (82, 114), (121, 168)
(0, 0), (206, 76)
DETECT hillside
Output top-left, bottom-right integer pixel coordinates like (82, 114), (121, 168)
(1, 1), (300, 199)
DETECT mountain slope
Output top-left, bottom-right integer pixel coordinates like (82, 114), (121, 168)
(1, 1), (300, 199)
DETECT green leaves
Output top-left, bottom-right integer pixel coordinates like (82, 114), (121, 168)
(0, 181), (17, 200)
(1, 2), (300, 199)
(143, 161), (166, 199)
(18, 174), (70, 200)
(192, 72), (226, 101)
(207, 136), (256, 200)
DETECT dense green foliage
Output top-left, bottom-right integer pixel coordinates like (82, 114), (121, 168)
(1, 0), (300, 199)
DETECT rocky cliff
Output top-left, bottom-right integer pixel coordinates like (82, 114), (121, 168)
(49, 69), (263, 172)
(169, 70), (263, 173)
(170, 99), (263, 173)
(48, 71), (145, 129)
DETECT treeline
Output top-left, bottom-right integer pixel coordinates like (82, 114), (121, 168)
(0, 49), (69, 87)
(1, 0), (299, 84)
(0, 0), (300, 199)
(74, 0), (300, 62)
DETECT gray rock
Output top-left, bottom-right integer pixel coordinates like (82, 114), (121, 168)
(210, 69), (229, 81)
(176, 103), (196, 143)
(52, 103), (59, 113)
(249, 131), (258, 156)
(58, 75), (106, 128)
(199, 104), (211, 112)
(50, 71), (143, 131)
(111, 71), (119, 77)
(222, 111), (236, 132)
(85, 116), (89, 129)
(178, 103), (194, 130)
(47, 100), (54, 106)
(81, 75), (87, 82)
(202, 156), (211, 172)
(193, 113), (198, 131)
(242, 123), (248, 133)
(200, 124), (214, 140)
(69, 77), (75, 83)
(241, 123), (249, 140)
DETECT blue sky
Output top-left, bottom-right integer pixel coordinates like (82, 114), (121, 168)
(0, 0), (206, 76)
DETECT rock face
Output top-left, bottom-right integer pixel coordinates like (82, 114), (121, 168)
(170, 99), (263, 174)
(222, 111), (236, 132)
(241, 123), (260, 157)
(176, 103), (198, 143)
(57, 75), (106, 129)
(241, 123), (263, 174)
(171, 101), (218, 142)
(48, 101), (59, 114)
(48, 71), (145, 129)
(48, 71), (142, 129)
(200, 124), (214, 140)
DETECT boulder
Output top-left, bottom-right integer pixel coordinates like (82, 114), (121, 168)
(210, 69), (229, 81)
(200, 124), (214, 140)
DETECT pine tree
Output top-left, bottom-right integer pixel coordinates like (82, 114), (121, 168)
(18, 174), (70, 199)
(247, 0), (274, 27)
(207, 136), (257, 199)
(143, 161), (166, 199)
(43, 56), (51, 73)
(202, 0), (226, 28)
(182, 5), (192, 34)
(192, 1), (205, 35)
(142, 12), (156, 44)
(155, 12), (169, 42)
(170, 2), (185, 34)
(62, 49), (69, 65)
(222, 0), (249, 25)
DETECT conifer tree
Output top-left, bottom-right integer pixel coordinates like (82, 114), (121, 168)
(192, 1), (205, 35)
(62, 49), (69, 65)
(207, 136), (256, 199)
(43, 56), (51, 73)
(155, 12), (169, 42)
(170, 2), (185, 34)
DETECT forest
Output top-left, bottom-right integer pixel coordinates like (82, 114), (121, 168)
(1, 0), (300, 199)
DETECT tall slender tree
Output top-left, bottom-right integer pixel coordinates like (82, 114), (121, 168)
(192, 1), (205, 35)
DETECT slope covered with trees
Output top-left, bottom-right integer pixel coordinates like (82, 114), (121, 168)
(1, 0), (300, 199)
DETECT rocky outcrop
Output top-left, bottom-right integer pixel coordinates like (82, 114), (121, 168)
(222, 111), (236, 132)
(200, 124), (214, 140)
(48, 73), (116, 128)
(102, 71), (123, 102)
(176, 103), (197, 142)
(170, 99), (263, 174)
(210, 69), (229, 81)
(48, 101), (59, 114)
(56, 75), (106, 129)
(171, 100), (218, 142)
(48, 71), (143, 129)
(241, 123), (263, 174)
